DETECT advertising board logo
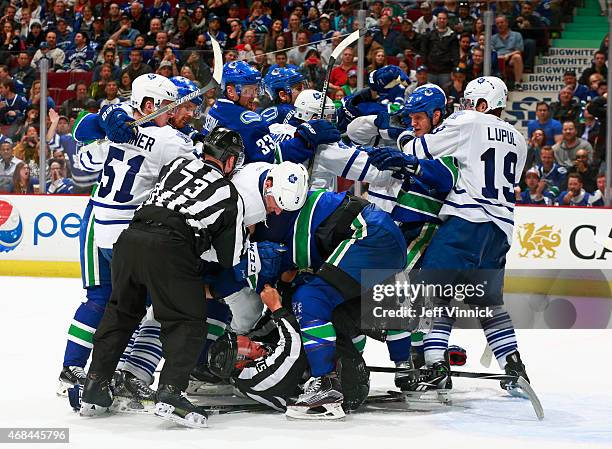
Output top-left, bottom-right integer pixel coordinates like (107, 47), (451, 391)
(0, 199), (23, 253)
(517, 223), (561, 258)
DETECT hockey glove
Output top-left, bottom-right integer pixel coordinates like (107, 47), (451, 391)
(373, 110), (391, 130)
(368, 66), (410, 96)
(366, 147), (421, 179)
(448, 345), (467, 366)
(98, 105), (135, 143)
(233, 241), (287, 291)
(296, 119), (341, 148)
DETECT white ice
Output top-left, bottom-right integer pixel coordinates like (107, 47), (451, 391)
(1, 276), (611, 449)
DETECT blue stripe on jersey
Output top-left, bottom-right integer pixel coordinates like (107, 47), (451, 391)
(443, 200), (514, 225)
(358, 160), (371, 182)
(420, 137), (433, 160)
(78, 156), (97, 172)
(474, 197), (514, 212)
(341, 151), (359, 178)
(453, 186), (466, 194)
(368, 190), (397, 202)
(90, 200), (139, 210)
(94, 218), (132, 225)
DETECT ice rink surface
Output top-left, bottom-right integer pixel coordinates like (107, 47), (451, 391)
(1, 276), (611, 449)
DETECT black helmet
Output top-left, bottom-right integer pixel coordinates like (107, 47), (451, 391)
(208, 331), (239, 379)
(203, 127), (245, 167)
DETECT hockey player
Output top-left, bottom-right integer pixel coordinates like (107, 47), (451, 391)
(79, 127), (246, 429)
(370, 76), (531, 396)
(202, 61), (341, 164)
(260, 66), (307, 126)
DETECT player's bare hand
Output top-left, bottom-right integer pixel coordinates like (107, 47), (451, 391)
(260, 284), (282, 312)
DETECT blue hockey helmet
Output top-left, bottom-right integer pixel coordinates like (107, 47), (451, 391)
(170, 76), (203, 118)
(400, 83), (447, 125)
(263, 66), (307, 102)
(221, 61), (263, 98)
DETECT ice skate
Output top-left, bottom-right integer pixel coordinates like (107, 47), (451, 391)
(111, 370), (156, 414)
(185, 364), (234, 396)
(394, 360), (418, 392)
(154, 384), (208, 428)
(79, 373), (113, 417)
(500, 351), (531, 399)
(57, 366), (86, 397)
(285, 373), (345, 420)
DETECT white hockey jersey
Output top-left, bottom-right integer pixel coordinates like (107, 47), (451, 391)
(231, 161), (271, 227)
(346, 115), (399, 148)
(401, 110), (527, 243)
(77, 107), (196, 248)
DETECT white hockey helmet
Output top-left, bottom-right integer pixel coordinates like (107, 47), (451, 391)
(130, 74), (178, 115)
(264, 162), (309, 211)
(294, 89), (336, 122)
(462, 76), (508, 113)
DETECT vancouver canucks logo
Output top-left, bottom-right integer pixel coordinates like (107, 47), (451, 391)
(423, 88), (433, 96)
(288, 174), (298, 184)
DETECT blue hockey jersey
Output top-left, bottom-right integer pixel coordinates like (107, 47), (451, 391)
(260, 103), (297, 126)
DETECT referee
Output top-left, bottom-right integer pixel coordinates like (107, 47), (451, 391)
(80, 127), (246, 429)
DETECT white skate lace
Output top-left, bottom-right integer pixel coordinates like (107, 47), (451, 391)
(68, 366), (86, 379)
(303, 377), (322, 395)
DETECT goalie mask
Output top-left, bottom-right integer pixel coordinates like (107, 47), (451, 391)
(208, 332), (270, 378)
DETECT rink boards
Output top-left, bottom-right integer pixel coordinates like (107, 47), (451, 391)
(0, 194), (611, 297)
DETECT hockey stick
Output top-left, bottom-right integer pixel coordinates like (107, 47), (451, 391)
(368, 365), (544, 420)
(129, 36), (223, 127)
(306, 29), (365, 173)
(480, 343), (493, 368)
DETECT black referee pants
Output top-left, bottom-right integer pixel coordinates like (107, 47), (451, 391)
(89, 207), (207, 391)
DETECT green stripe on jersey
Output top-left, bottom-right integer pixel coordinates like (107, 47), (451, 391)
(396, 191), (442, 217)
(293, 189), (325, 269)
(405, 223), (438, 270)
(68, 324), (94, 344)
(301, 322), (336, 345)
(386, 330), (411, 341)
(326, 213), (367, 266)
(352, 335), (366, 353)
(440, 156), (459, 185)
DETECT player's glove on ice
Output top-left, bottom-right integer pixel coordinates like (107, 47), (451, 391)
(98, 105), (135, 143)
(296, 120), (341, 148)
(366, 147), (421, 180)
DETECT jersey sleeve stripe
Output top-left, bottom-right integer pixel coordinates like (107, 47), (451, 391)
(90, 200), (139, 210)
(358, 160), (371, 182)
(341, 150), (360, 179)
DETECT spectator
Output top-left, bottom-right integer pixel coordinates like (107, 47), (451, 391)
(205, 14), (227, 53)
(393, 19), (420, 66)
(528, 102), (562, 145)
(123, 49), (153, 81)
(18, 0), (42, 22)
(94, 48), (121, 82)
(465, 47), (487, 81)
(334, 0), (354, 34)
(178, 0), (201, 15)
(223, 3), (242, 34)
(375, 15), (400, 57)
(13, 125), (41, 177)
(31, 31), (65, 71)
(60, 81), (88, 119)
(550, 86), (581, 124)
(128, 1), (149, 35)
(75, 5), (95, 34)
(329, 47), (356, 91)
(406, 65), (429, 95)
(0, 138), (21, 192)
(226, 19), (244, 50)
(0, 79), (28, 126)
(299, 48), (325, 90)
(562, 70), (590, 102)
(1, 21), (23, 64)
(99, 80), (120, 108)
(579, 51), (607, 86)
(578, 104), (601, 149)
(93, 0), (112, 20)
(458, 32), (472, 66)
(143, 18), (163, 48)
(333, 88), (345, 108)
(320, 31), (342, 69)
(342, 69), (359, 96)
(25, 21), (44, 53)
(104, 3), (122, 36)
(148, 0), (172, 22)
(44, 0), (74, 32)
(89, 64), (115, 100)
(492, 15), (525, 89)
(28, 79), (55, 111)
(9, 161), (35, 194)
(63, 32), (95, 71)
(310, 14), (333, 45)
(421, 10), (458, 87)
(14, 106), (39, 141)
(288, 30), (311, 67)
(46, 158), (74, 194)
(118, 71), (133, 100)
(527, 128), (546, 168)
(587, 73), (605, 99)
(185, 50), (211, 85)
(236, 29), (257, 61)
(54, 18), (74, 53)
(470, 17), (485, 44)
(590, 174), (606, 206)
(414, 1), (437, 34)
(0, 65), (24, 96)
(556, 173), (598, 206)
(363, 29), (384, 67)
(368, 49), (387, 73)
(567, 148), (599, 193)
(11, 52), (36, 91)
(89, 16), (110, 53)
(244, 1), (272, 38)
(475, 32), (501, 74)
(511, 0), (543, 67)
(253, 48), (271, 76)
(517, 168), (554, 205)
(17, 6), (33, 38)
(537, 146), (567, 198)
(443, 66), (467, 115)
(170, 15), (196, 50)
(553, 121), (594, 168)
(453, 1), (474, 34)
(1, 4), (19, 30)
(191, 7), (206, 34)
(110, 12), (139, 50)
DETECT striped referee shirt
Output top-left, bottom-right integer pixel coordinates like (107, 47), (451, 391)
(143, 156), (245, 268)
(234, 308), (307, 411)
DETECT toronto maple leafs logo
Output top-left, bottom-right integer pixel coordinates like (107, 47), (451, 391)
(288, 174), (298, 183)
(313, 92), (321, 100)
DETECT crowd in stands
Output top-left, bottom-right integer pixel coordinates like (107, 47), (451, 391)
(0, 0), (606, 205)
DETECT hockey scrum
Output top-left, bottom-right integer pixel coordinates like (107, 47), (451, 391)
(58, 56), (541, 428)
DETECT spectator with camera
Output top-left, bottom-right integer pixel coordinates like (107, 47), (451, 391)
(537, 146), (567, 198)
(299, 48), (326, 90)
(553, 120), (594, 169)
(527, 128), (547, 168)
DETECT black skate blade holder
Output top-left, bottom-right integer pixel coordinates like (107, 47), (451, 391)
(368, 365), (544, 421)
